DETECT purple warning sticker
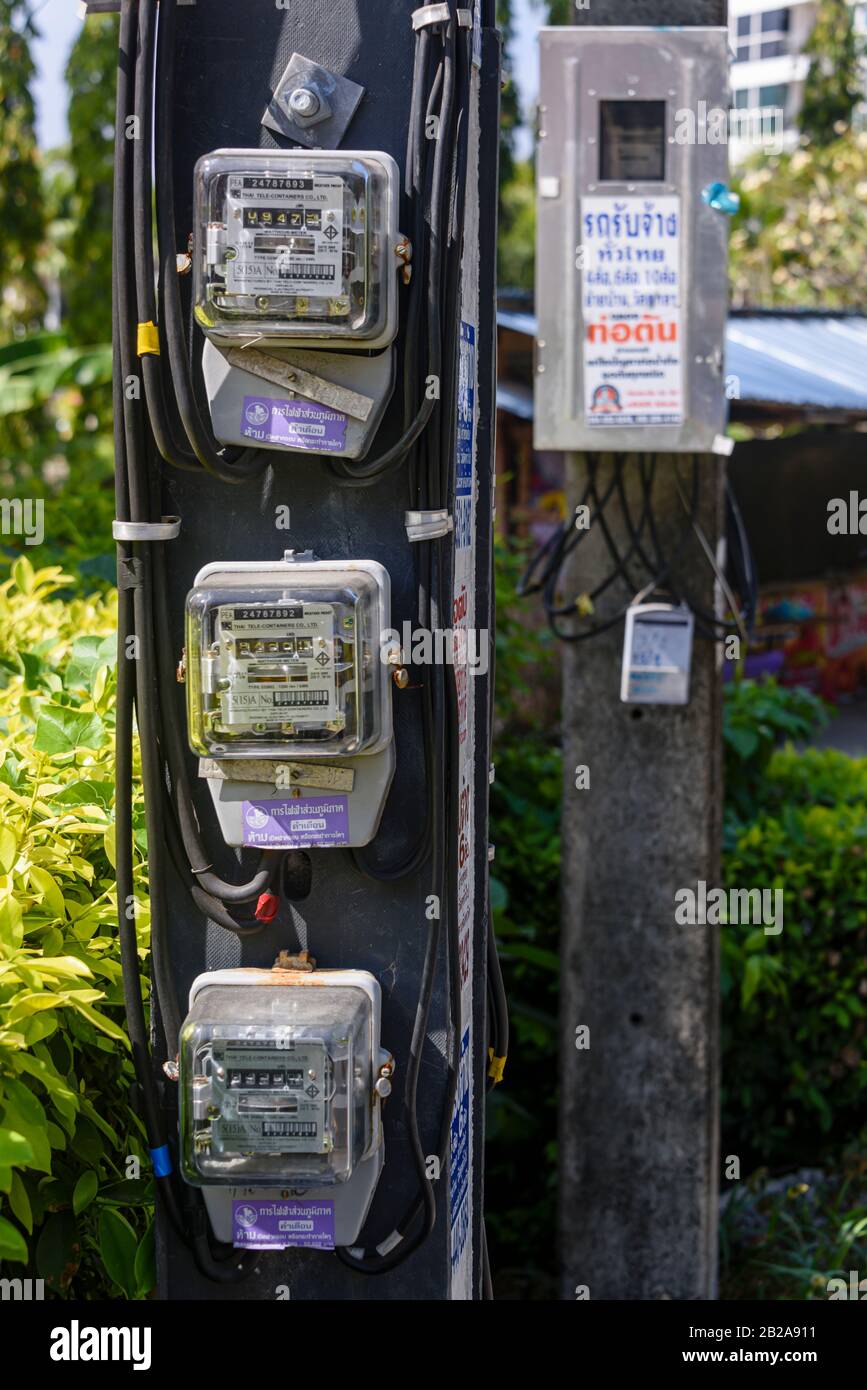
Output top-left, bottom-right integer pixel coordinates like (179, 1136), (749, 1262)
(241, 395), (348, 453)
(241, 797), (350, 848)
(233, 1198), (335, 1251)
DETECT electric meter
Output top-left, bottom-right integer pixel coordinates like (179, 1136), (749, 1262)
(186, 553), (393, 761)
(194, 149), (401, 349)
(180, 969), (389, 1188)
(179, 969), (392, 1249)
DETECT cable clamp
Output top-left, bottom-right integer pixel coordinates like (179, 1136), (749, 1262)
(136, 321), (161, 357)
(117, 557), (143, 592)
(149, 1144), (173, 1178)
(404, 508), (454, 542)
(487, 1048), (506, 1085)
(456, 8), (473, 27)
(412, 3), (451, 30)
(112, 516), (182, 542)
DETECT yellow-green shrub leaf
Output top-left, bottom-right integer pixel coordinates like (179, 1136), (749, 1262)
(0, 826), (17, 875)
(0, 1130), (35, 1167)
(0, 896), (23, 948)
(33, 705), (106, 756)
(28, 865), (66, 921)
(70, 1001), (128, 1045)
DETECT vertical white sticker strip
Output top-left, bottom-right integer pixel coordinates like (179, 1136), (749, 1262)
(449, 43), (481, 1302)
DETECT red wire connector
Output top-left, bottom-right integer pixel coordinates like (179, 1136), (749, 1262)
(255, 892), (280, 923)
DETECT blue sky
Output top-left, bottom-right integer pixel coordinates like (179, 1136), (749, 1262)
(32, 0), (84, 149)
(31, 0), (541, 149)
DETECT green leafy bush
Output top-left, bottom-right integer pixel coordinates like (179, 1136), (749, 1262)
(0, 557), (154, 1298)
(722, 679), (867, 1169)
(723, 676), (828, 831)
(720, 1160), (867, 1301)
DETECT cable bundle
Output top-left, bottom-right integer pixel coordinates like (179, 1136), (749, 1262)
(112, 0), (504, 1289)
(520, 453), (758, 646)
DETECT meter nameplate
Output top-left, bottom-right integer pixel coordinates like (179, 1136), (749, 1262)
(223, 173), (352, 309)
(213, 602), (343, 732)
(582, 195), (682, 429)
(209, 1041), (330, 1155)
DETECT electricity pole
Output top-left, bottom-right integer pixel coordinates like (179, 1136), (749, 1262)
(545, 1), (729, 1300)
(105, 0), (500, 1301)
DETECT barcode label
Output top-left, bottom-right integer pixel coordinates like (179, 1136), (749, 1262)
(277, 262), (336, 282)
(273, 690), (329, 707)
(263, 1121), (317, 1138)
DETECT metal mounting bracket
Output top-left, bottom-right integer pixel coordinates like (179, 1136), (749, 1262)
(262, 53), (365, 150)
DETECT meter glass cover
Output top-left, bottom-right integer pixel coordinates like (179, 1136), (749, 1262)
(599, 101), (666, 182)
(193, 150), (399, 347)
(185, 560), (391, 760)
(180, 983), (374, 1187)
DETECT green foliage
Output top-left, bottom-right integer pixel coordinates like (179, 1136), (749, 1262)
(496, 0), (519, 196)
(63, 14), (118, 346)
(486, 539), (560, 1297)
(497, 160), (535, 292)
(0, 329), (115, 584)
(720, 1162), (867, 1300)
(0, 333), (112, 417)
(731, 132), (867, 307)
(0, 559), (154, 1298)
(722, 680), (867, 1169)
(723, 677), (828, 831)
(0, 0), (46, 337)
(800, 0), (864, 146)
(493, 535), (557, 729)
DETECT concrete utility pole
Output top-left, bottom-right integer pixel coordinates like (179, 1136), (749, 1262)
(551, 0), (728, 1300)
(107, 0), (500, 1301)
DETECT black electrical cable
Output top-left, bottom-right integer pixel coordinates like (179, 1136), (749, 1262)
(481, 1220), (494, 1299)
(486, 911), (508, 1092)
(337, 4), (467, 1273)
(152, 0), (267, 482)
(133, 0), (199, 472)
(114, 0), (259, 1283)
(113, 0), (189, 1253)
(327, 10), (457, 487)
(521, 451), (757, 644)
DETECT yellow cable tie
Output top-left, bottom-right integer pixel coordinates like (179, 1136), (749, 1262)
(575, 592), (594, 617)
(487, 1048), (506, 1085)
(137, 321), (161, 357)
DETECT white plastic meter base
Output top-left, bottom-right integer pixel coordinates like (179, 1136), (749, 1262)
(179, 969), (392, 1250)
(185, 552), (396, 849)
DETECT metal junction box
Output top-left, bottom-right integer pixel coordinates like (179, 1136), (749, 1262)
(535, 27), (730, 453)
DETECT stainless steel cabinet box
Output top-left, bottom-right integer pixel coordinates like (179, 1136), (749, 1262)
(535, 27), (731, 453)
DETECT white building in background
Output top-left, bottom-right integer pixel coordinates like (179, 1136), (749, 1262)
(728, 0), (867, 163)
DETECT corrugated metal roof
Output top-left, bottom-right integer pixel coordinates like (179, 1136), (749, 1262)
(726, 316), (867, 411)
(496, 310), (867, 416)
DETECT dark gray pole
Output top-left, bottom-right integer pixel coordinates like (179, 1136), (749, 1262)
(558, 0), (728, 1301)
(155, 0), (500, 1301)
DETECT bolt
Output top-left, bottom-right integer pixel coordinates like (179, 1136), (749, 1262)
(288, 87), (321, 119)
